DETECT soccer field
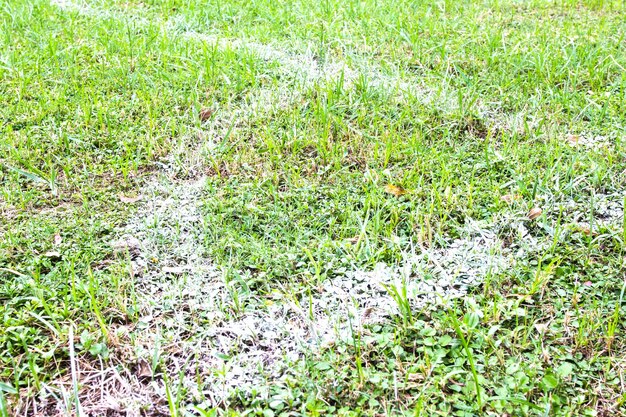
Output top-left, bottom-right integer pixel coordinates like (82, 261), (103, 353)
(1, 0), (626, 415)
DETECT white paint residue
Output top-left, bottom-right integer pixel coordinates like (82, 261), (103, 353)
(50, 0), (151, 24)
(112, 174), (514, 409)
(561, 193), (624, 231)
(118, 176), (304, 405)
(567, 133), (614, 150)
(308, 225), (510, 345)
(50, 0), (459, 113)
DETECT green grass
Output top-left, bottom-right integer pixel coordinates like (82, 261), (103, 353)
(2, 0), (626, 415)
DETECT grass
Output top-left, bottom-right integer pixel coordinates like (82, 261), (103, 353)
(1, 0), (626, 415)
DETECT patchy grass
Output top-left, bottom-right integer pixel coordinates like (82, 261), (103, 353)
(1, 0), (626, 415)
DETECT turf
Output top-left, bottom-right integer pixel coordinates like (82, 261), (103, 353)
(1, 0), (626, 415)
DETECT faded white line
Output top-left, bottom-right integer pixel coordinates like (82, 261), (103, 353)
(51, 0), (461, 113)
(113, 176), (516, 409)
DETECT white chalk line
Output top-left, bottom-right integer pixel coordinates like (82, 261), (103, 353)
(115, 176), (515, 409)
(96, 180), (624, 413)
(50, 0), (467, 114)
